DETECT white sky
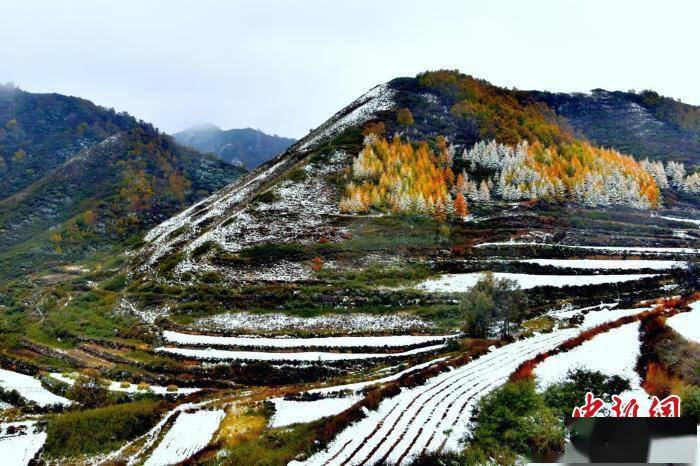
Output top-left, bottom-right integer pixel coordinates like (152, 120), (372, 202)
(1, 0), (698, 139)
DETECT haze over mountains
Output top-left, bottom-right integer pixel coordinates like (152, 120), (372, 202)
(173, 124), (295, 169)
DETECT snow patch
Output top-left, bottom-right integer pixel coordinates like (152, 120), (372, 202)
(156, 344), (445, 362)
(191, 312), (432, 334)
(144, 409), (225, 466)
(415, 272), (657, 292)
(475, 241), (700, 254)
(534, 322), (642, 390)
(666, 301), (700, 343)
(308, 357), (449, 395)
(269, 396), (361, 427)
(519, 258), (684, 270)
(49, 373), (200, 396)
(298, 84), (395, 151)
(0, 421), (46, 466)
(660, 215), (700, 226)
(0, 368), (71, 407)
(162, 331), (456, 349)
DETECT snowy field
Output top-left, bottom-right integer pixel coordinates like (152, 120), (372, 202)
(416, 272), (657, 293)
(103, 401), (214, 464)
(0, 421), (46, 465)
(144, 409), (225, 466)
(49, 373), (200, 396)
(532, 320), (665, 417)
(659, 215), (700, 226)
(156, 344), (445, 362)
(666, 301), (700, 343)
(518, 258), (685, 270)
(475, 241), (700, 254)
(191, 312), (431, 333)
(309, 357), (449, 395)
(549, 304), (653, 330)
(162, 330), (455, 349)
(0, 368), (71, 407)
(291, 328), (584, 466)
(534, 322), (642, 389)
(269, 396), (361, 427)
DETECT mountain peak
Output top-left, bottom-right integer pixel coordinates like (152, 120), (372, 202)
(173, 124), (296, 169)
(183, 122), (221, 132)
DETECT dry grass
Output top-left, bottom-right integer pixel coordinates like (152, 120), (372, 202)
(216, 404), (268, 448)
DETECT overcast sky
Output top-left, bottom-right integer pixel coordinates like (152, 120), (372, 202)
(2, 0), (699, 138)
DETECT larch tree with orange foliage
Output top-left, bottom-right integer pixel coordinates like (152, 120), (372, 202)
(454, 192), (468, 218)
(340, 135), (453, 217)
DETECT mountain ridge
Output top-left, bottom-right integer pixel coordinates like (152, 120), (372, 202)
(0, 89), (246, 279)
(135, 71), (700, 284)
(173, 124), (295, 169)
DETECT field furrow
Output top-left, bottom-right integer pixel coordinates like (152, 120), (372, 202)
(301, 329), (578, 466)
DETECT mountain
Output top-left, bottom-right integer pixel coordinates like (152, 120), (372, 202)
(173, 124), (295, 169)
(0, 87), (246, 278)
(135, 71), (700, 285)
(0, 83), (139, 199)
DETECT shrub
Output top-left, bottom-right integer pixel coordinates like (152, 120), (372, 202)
(642, 361), (683, 397)
(191, 241), (218, 259)
(680, 385), (700, 423)
(43, 400), (165, 457)
(460, 273), (526, 338)
(0, 387), (27, 407)
(543, 368), (630, 418)
(466, 379), (565, 463)
(200, 271), (223, 284)
(166, 384), (178, 392)
(137, 381), (151, 391)
(66, 377), (110, 408)
(254, 190), (280, 204)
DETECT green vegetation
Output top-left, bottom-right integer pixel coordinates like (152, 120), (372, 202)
(543, 368), (630, 418)
(209, 420), (319, 466)
(43, 399), (165, 457)
(0, 89), (137, 200)
(680, 385), (700, 422)
(637, 90), (700, 132)
(460, 273), (527, 338)
(464, 379), (565, 464)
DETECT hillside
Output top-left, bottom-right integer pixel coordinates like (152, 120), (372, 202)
(135, 71), (699, 285)
(173, 124), (295, 169)
(0, 90), (246, 279)
(529, 88), (700, 167)
(0, 83), (140, 199)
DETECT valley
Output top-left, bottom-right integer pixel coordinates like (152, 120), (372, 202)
(1, 70), (699, 465)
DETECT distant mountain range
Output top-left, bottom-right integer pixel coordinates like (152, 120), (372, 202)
(173, 124), (295, 169)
